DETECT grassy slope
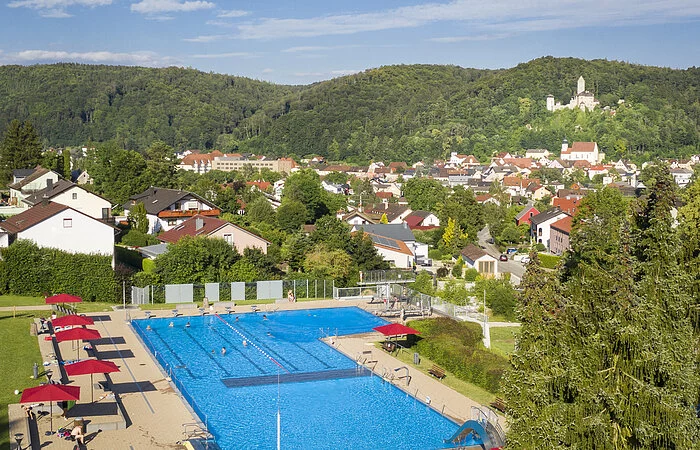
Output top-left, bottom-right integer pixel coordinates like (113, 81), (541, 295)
(489, 327), (517, 359)
(0, 311), (45, 450)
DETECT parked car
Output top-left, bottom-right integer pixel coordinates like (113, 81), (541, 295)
(486, 237), (494, 244)
(506, 247), (518, 254)
(521, 256), (531, 264)
(499, 254), (508, 262)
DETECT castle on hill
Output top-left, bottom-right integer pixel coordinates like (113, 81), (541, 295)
(546, 76), (600, 112)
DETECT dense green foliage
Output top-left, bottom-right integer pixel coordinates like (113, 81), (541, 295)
(504, 167), (700, 449)
(0, 240), (117, 301)
(1, 58), (698, 163)
(0, 64), (293, 151)
(408, 317), (509, 393)
(0, 119), (42, 182)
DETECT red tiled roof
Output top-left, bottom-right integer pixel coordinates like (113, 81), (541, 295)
(158, 214), (269, 244)
(180, 153), (214, 165)
(403, 215), (423, 228)
(573, 160), (591, 168)
(571, 142), (597, 153)
(246, 181), (271, 191)
(552, 197), (580, 216)
(375, 192), (393, 199)
(0, 201), (69, 233)
(551, 215), (573, 234)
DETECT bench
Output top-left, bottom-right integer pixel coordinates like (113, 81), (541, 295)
(490, 397), (507, 413)
(382, 341), (397, 353)
(428, 365), (446, 380)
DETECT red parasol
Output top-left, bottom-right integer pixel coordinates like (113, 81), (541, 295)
(51, 315), (94, 328)
(55, 327), (101, 361)
(20, 384), (80, 433)
(54, 328), (101, 343)
(45, 294), (83, 304)
(373, 323), (421, 336)
(65, 359), (119, 402)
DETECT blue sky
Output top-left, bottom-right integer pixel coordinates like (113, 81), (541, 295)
(1, 0), (699, 85)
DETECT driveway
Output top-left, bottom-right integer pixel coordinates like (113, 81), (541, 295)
(478, 226), (525, 280)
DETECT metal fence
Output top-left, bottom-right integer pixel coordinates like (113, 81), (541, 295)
(358, 269), (415, 285)
(132, 279), (334, 305)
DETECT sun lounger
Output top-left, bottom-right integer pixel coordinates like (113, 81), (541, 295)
(428, 365), (446, 380)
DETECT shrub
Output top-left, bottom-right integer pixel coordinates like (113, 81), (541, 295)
(428, 249), (442, 260)
(451, 259), (464, 278)
(1, 240), (117, 302)
(436, 267), (449, 278)
(535, 242), (546, 252)
(120, 229), (159, 247)
(464, 268), (479, 281)
(408, 317), (508, 393)
(538, 253), (562, 269)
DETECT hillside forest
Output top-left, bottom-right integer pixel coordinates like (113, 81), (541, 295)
(0, 57), (699, 165)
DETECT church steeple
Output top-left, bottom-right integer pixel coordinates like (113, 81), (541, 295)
(577, 76), (585, 94)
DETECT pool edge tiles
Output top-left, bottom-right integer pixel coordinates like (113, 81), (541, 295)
(132, 306), (460, 449)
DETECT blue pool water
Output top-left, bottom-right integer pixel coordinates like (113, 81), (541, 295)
(132, 307), (459, 449)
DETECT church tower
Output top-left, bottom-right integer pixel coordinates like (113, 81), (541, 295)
(577, 76), (585, 94)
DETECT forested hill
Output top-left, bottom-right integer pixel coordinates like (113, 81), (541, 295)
(0, 64), (296, 151)
(1, 57), (699, 163)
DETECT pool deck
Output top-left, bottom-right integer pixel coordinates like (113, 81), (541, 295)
(8, 298), (504, 449)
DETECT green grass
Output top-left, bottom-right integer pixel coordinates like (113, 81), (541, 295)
(0, 295), (45, 307)
(387, 345), (497, 406)
(0, 311), (45, 450)
(489, 326), (518, 358)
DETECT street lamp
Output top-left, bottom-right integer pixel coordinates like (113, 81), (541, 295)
(14, 432), (23, 450)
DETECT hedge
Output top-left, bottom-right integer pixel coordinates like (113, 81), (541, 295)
(538, 253), (562, 269)
(0, 240), (118, 302)
(408, 317), (508, 393)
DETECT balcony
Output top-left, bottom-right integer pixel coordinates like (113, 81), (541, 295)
(157, 209), (221, 219)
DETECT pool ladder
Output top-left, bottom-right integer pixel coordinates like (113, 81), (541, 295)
(182, 422), (214, 441)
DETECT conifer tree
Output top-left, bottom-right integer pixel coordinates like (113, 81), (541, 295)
(505, 179), (700, 449)
(0, 119), (42, 182)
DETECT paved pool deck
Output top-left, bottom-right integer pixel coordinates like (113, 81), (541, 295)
(8, 299), (505, 449)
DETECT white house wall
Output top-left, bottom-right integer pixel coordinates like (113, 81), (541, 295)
(374, 246), (414, 269)
(52, 187), (111, 219)
(18, 209), (114, 266)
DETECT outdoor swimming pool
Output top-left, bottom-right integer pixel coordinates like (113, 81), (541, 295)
(132, 307), (460, 449)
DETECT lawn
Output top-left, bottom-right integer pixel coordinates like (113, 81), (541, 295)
(387, 345), (497, 406)
(0, 311), (45, 450)
(0, 295), (46, 307)
(489, 326), (518, 358)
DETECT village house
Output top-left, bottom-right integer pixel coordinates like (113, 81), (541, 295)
(459, 244), (498, 278)
(123, 187), (220, 234)
(0, 201), (117, 267)
(549, 215), (573, 255)
(157, 215), (270, 255)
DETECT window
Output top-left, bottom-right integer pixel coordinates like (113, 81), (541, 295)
(63, 218), (72, 228)
(538, 228), (542, 236)
(223, 234), (233, 245)
(167, 219), (177, 226)
(102, 208), (110, 219)
(72, 193), (78, 200)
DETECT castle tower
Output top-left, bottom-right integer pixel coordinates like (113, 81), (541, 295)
(577, 76), (585, 94)
(546, 95), (555, 112)
(561, 138), (569, 153)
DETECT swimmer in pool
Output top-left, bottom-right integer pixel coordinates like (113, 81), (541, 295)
(185, 321), (190, 328)
(242, 340), (248, 347)
(168, 321), (174, 327)
(221, 347), (227, 356)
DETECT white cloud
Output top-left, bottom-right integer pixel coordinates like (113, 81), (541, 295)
(237, 0), (700, 40)
(8, 0), (112, 17)
(282, 46), (330, 53)
(182, 34), (228, 43)
(218, 9), (247, 18)
(11, 49), (174, 66)
(262, 68), (273, 73)
(131, 0), (215, 14)
(190, 52), (256, 59)
(330, 69), (361, 76)
(430, 32), (512, 42)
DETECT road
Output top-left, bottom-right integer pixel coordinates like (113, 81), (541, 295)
(477, 226), (525, 281)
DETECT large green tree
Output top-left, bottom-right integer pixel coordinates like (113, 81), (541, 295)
(402, 177), (446, 211)
(282, 169), (328, 221)
(0, 119), (42, 182)
(505, 170), (700, 449)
